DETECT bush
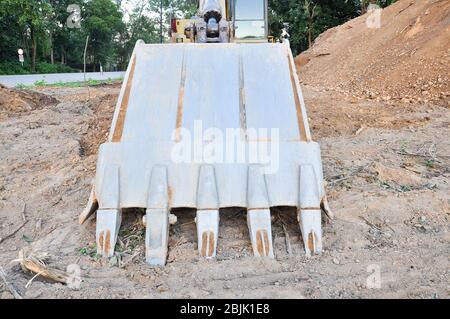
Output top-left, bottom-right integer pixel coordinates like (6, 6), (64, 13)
(33, 80), (47, 86)
(35, 62), (77, 74)
(0, 61), (30, 75)
(34, 62), (58, 74)
(0, 61), (77, 75)
(57, 63), (78, 73)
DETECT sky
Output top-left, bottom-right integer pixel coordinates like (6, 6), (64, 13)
(120, 0), (139, 21)
(120, 0), (163, 22)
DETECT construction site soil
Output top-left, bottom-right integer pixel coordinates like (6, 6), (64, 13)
(0, 0), (448, 299)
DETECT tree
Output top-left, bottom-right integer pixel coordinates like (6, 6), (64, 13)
(48, 0), (84, 65)
(304, 0), (317, 48)
(0, 0), (53, 71)
(359, 0), (396, 13)
(83, 0), (125, 70)
(148, 0), (197, 43)
(269, 0), (361, 54)
(116, 0), (160, 69)
(0, 6), (23, 61)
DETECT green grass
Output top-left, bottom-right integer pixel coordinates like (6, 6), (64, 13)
(399, 140), (408, 153)
(78, 244), (100, 259)
(22, 234), (33, 243)
(15, 83), (27, 89)
(34, 80), (47, 86)
(425, 159), (434, 168)
(15, 77), (123, 89)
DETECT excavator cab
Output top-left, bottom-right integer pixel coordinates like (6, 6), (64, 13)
(171, 0), (269, 43)
(80, 0), (331, 267)
(233, 0), (268, 41)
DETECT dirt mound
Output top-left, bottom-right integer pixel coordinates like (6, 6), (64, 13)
(0, 84), (58, 119)
(80, 93), (118, 157)
(296, 0), (450, 105)
(306, 87), (432, 139)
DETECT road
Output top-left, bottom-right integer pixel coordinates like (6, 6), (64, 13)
(0, 71), (125, 87)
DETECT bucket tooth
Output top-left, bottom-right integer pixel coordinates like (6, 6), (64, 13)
(145, 209), (169, 266)
(196, 165), (219, 258)
(247, 165), (274, 258)
(145, 166), (169, 266)
(247, 209), (274, 258)
(298, 210), (322, 255)
(298, 164), (323, 255)
(196, 210), (219, 258)
(96, 209), (122, 257)
(96, 165), (121, 257)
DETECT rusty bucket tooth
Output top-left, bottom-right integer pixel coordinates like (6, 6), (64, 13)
(196, 165), (219, 258)
(196, 210), (219, 258)
(247, 209), (274, 258)
(247, 165), (274, 258)
(96, 209), (122, 257)
(298, 164), (323, 255)
(145, 166), (170, 266)
(96, 164), (121, 257)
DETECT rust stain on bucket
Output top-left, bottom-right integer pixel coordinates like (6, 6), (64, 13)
(104, 230), (111, 256)
(112, 55), (137, 142)
(256, 229), (270, 256)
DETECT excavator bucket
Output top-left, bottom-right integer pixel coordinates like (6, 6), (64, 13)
(80, 40), (331, 265)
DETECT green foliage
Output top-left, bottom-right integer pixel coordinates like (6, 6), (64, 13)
(0, 61), (76, 75)
(83, 0), (125, 67)
(116, 2), (160, 69)
(360, 0), (397, 13)
(17, 77), (123, 88)
(79, 244), (99, 258)
(34, 80), (47, 86)
(149, 0), (198, 20)
(0, 0), (54, 71)
(0, 0), (125, 74)
(15, 83), (27, 89)
(35, 62), (76, 74)
(22, 234), (33, 243)
(269, 0), (359, 54)
(269, 0), (397, 54)
(144, 0), (198, 45)
(425, 159), (434, 168)
(0, 62), (30, 75)
(49, 0), (85, 65)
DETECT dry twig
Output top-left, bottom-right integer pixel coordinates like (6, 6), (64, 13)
(0, 203), (28, 245)
(327, 161), (373, 185)
(277, 214), (293, 256)
(15, 250), (70, 285)
(359, 216), (383, 233)
(119, 248), (142, 268)
(0, 266), (23, 299)
(282, 224), (293, 256)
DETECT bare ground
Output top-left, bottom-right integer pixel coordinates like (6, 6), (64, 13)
(296, 0), (450, 105)
(0, 83), (448, 299)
